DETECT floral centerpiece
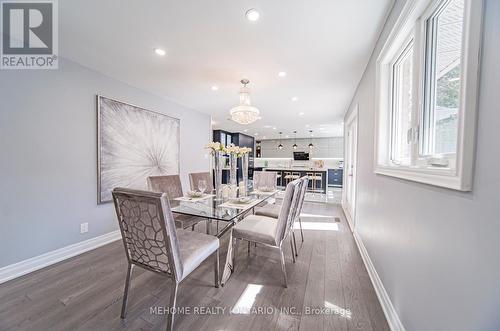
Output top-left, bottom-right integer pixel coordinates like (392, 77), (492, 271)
(205, 143), (252, 198)
(223, 144), (240, 187)
(205, 141), (225, 200)
(238, 147), (252, 196)
(206, 141), (225, 154)
(237, 147), (252, 157)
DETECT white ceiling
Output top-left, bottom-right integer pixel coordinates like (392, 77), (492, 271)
(59, 0), (393, 139)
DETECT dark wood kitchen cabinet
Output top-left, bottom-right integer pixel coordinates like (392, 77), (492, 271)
(212, 130), (255, 183)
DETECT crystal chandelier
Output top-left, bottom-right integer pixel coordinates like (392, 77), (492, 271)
(230, 79), (261, 125)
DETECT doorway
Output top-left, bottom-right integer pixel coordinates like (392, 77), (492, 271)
(342, 104), (358, 231)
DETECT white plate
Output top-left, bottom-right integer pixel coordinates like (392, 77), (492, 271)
(186, 191), (203, 198)
(229, 197), (252, 204)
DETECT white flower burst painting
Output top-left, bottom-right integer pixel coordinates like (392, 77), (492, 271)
(97, 96), (180, 203)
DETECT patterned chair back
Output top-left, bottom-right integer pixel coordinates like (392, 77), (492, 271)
(296, 176), (309, 219)
(253, 171), (278, 190)
(189, 172), (214, 192)
(274, 179), (301, 245)
(112, 188), (183, 281)
(147, 175), (183, 199)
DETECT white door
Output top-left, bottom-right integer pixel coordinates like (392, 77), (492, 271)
(343, 105), (358, 231)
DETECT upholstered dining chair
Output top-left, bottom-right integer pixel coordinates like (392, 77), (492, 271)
(231, 178), (301, 287)
(147, 175), (205, 231)
(189, 172), (214, 193)
(188, 171), (220, 233)
(112, 188), (220, 331)
(253, 171), (278, 207)
(253, 170), (278, 190)
(254, 176), (308, 256)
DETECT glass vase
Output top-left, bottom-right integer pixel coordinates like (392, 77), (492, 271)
(213, 151), (223, 201)
(241, 153), (249, 196)
(229, 153), (238, 195)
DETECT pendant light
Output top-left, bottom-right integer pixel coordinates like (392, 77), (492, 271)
(308, 130), (314, 149)
(229, 79), (261, 125)
(292, 131), (298, 149)
(278, 132), (284, 150)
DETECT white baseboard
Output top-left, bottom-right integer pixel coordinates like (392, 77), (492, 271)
(341, 201), (355, 232)
(0, 230), (122, 284)
(352, 230), (406, 331)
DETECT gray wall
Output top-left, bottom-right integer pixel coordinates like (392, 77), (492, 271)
(0, 59), (211, 268)
(346, 1), (500, 330)
(260, 137), (343, 158)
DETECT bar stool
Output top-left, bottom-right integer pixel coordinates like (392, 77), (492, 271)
(284, 172), (300, 185)
(306, 172), (314, 191)
(284, 172), (292, 185)
(312, 172), (323, 193)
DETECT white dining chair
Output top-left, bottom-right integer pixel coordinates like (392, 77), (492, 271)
(112, 188), (220, 331)
(253, 170), (278, 190)
(147, 175), (205, 231)
(253, 170), (279, 207)
(230, 178), (301, 287)
(254, 176), (308, 256)
(188, 172), (214, 193)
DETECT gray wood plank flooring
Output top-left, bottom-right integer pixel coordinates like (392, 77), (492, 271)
(0, 202), (389, 331)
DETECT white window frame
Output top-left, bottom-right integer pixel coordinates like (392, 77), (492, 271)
(374, 0), (483, 191)
(389, 36), (414, 166)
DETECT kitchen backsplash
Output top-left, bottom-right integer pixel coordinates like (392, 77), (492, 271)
(259, 137), (343, 158)
(255, 157), (343, 169)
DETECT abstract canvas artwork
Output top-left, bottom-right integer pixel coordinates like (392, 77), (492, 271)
(97, 95), (180, 203)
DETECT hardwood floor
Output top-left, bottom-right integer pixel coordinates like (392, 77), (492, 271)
(0, 202), (389, 331)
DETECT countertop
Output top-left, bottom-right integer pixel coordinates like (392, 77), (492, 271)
(262, 167), (329, 172)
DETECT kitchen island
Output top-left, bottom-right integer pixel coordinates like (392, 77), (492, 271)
(262, 167), (328, 193)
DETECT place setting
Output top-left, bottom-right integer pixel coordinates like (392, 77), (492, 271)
(218, 196), (260, 209)
(173, 179), (215, 202)
(249, 186), (279, 196)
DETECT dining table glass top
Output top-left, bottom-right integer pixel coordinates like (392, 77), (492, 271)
(169, 189), (279, 222)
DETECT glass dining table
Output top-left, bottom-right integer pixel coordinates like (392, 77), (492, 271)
(169, 188), (279, 285)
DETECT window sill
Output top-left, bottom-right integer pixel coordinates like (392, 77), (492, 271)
(374, 164), (471, 191)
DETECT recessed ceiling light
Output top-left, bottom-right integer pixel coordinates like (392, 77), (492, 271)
(292, 97), (299, 102)
(272, 126), (277, 130)
(154, 48), (166, 56)
(278, 71), (287, 78)
(244, 129), (248, 132)
(254, 133), (259, 136)
(299, 112), (305, 116)
(211, 85), (219, 91)
(285, 135), (289, 138)
(245, 8), (260, 22)
(305, 124), (310, 127)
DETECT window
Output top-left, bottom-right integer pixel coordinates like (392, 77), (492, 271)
(375, 0), (483, 191)
(390, 39), (414, 165)
(421, 0), (464, 159)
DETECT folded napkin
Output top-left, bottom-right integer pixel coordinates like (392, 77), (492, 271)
(174, 194), (214, 202)
(219, 199), (260, 209)
(250, 189), (279, 196)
